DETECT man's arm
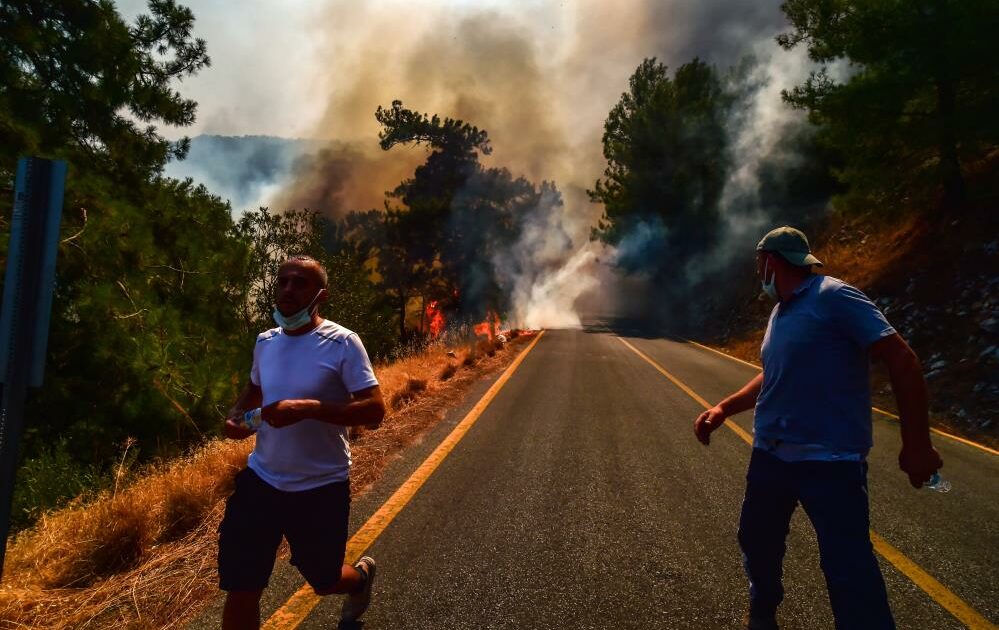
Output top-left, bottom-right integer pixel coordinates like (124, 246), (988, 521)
(262, 385), (386, 429)
(870, 333), (942, 488)
(694, 372), (764, 446)
(223, 381), (263, 439)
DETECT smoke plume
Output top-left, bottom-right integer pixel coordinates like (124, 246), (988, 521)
(171, 0), (829, 328)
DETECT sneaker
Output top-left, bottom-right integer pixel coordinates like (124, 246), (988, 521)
(340, 556), (376, 622)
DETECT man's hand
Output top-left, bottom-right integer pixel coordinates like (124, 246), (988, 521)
(262, 399), (317, 428)
(694, 405), (727, 445)
(693, 374), (762, 447)
(223, 418), (256, 440)
(225, 382), (263, 438)
(899, 445), (943, 488)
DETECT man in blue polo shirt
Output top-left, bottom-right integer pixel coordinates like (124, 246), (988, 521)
(694, 227), (943, 630)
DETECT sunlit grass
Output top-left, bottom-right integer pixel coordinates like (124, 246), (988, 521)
(0, 333), (526, 629)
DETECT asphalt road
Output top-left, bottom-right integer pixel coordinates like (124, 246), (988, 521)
(189, 328), (999, 629)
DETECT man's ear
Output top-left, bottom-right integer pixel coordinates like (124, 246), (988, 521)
(319, 287), (330, 303)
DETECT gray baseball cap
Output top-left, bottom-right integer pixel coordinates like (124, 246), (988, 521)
(756, 226), (823, 267)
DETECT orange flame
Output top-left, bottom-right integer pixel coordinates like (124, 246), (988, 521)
(425, 300), (445, 337)
(473, 310), (502, 339)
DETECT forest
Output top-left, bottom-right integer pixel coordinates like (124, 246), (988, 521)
(1, 0), (996, 530)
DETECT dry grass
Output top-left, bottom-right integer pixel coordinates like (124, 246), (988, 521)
(437, 362), (458, 381)
(715, 212), (925, 366)
(387, 376), (428, 410)
(710, 208), (999, 447)
(0, 335), (529, 630)
(0, 440), (250, 629)
(811, 213), (930, 296)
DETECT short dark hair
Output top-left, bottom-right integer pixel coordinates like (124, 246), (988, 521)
(282, 255), (328, 288)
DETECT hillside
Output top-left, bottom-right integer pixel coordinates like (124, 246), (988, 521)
(0, 334), (530, 629)
(703, 204), (999, 447)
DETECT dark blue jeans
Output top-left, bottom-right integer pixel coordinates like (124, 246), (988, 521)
(738, 448), (895, 629)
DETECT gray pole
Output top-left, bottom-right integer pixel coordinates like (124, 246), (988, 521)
(0, 157), (66, 577)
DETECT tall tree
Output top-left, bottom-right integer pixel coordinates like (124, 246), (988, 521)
(589, 58), (731, 267)
(778, 0), (999, 213)
(369, 207), (439, 340)
(445, 167), (542, 318)
(375, 100), (560, 330)
(0, 0), (246, 470)
(375, 100), (492, 327)
(0, 0), (209, 186)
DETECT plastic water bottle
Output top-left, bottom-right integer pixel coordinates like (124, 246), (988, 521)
(923, 472), (951, 493)
(242, 407), (263, 430)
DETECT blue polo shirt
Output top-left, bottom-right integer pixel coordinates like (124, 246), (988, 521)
(754, 275), (896, 455)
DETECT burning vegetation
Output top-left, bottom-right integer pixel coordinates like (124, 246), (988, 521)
(424, 300), (446, 337)
(326, 100), (571, 343)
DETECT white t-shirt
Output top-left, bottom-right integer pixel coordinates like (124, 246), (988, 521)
(246, 319), (379, 491)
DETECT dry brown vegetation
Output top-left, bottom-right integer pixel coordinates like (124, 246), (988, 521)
(708, 207), (998, 446)
(0, 335), (531, 629)
(712, 212), (928, 366)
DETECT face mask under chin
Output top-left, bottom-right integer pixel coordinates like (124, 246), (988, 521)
(273, 290), (323, 331)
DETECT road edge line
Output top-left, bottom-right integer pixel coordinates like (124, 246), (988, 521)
(618, 338), (753, 445)
(262, 331), (546, 629)
(868, 531), (998, 630)
(618, 336), (998, 630)
(684, 338), (998, 457)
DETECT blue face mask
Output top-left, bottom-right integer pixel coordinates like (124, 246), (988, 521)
(761, 259), (778, 301)
(273, 290), (323, 331)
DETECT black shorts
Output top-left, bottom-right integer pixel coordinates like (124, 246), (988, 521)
(218, 468), (350, 592)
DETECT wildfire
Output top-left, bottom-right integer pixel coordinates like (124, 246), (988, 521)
(473, 310), (502, 339)
(424, 300), (508, 342)
(425, 300), (445, 337)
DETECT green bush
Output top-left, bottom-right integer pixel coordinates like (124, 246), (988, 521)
(11, 440), (108, 533)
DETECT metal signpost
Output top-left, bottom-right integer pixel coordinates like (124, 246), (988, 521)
(0, 157), (67, 576)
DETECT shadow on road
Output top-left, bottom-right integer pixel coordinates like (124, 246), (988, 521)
(580, 316), (685, 342)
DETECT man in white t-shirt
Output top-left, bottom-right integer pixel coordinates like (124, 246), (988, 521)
(218, 255), (386, 629)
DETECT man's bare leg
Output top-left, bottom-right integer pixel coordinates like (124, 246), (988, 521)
(222, 590), (264, 630)
(314, 564), (365, 595)
(221, 565), (365, 630)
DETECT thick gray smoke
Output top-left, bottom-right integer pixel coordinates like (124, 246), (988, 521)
(162, 0), (826, 328)
(683, 43), (820, 288)
(163, 136), (418, 216)
(490, 184), (599, 329)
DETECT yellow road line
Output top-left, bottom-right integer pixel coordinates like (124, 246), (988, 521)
(619, 336), (998, 630)
(262, 331), (546, 630)
(686, 338), (762, 370)
(870, 406), (999, 456)
(685, 338), (999, 457)
(618, 338), (753, 445)
(870, 531), (998, 630)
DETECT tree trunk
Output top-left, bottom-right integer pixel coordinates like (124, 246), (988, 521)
(420, 295), (426, 335)
(398, 293), (407, 341)
(936, 77), (967, 215)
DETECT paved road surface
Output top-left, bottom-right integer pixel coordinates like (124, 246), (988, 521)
(189, 327), (998, 629)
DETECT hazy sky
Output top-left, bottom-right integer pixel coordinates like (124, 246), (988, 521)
(117, 0), (331, 139)
(117, 0), (807, 325)
(122, 0), (800, 241)
(116, 0), (789, 152)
